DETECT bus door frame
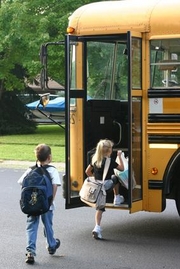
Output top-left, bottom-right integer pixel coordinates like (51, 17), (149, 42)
(128, 31), (143, 213)
(127, 31), (133, 209)
(65, 32), (143, 212)
(64, 35), (86, 208)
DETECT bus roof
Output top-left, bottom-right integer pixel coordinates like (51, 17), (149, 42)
(68, 0), (180, 38)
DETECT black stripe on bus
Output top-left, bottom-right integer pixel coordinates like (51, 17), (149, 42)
(148, 180), (163, 190)
(148, 135), (180, 143)
(148, 114), (180, 123)
(148, 88), (180, 98)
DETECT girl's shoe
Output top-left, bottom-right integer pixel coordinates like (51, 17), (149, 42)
(92, 226), (102, 239)
(114, 195), (124, 205)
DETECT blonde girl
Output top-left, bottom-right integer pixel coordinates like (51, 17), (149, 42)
(85, 139), (124, 239)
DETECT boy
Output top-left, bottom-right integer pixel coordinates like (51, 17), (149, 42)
(18, 144), (61, 264)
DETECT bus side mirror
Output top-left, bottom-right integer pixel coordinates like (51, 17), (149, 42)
(37, 93), (50, 108)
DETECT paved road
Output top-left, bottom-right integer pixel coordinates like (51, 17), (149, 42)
(0, 166), (180, 269)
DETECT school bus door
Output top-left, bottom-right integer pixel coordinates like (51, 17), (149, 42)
(64, 32), (143, 212)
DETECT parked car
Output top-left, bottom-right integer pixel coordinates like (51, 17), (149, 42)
(26, 96), (65, 124)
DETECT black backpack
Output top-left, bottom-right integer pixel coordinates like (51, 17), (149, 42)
(20, 164), (53, 216)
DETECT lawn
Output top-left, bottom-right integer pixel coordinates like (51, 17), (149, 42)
(0, 125), (65, 162)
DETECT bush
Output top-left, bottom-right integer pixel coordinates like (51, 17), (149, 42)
(0, 91), (37, 135)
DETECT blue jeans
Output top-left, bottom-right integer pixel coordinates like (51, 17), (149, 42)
(26, 210), (57, 256)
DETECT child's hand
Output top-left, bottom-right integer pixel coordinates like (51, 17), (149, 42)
(117, 150), (122, 156)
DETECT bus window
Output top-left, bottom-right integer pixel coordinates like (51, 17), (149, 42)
(132, 38), (142, 89)
(150, 39), (180, 88)
(70, 43), (77, 106)
(87, 41), (128, 100)
(132, 96), (142, 201)
(87, 38), (142, 101)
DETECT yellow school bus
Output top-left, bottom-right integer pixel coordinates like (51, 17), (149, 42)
(41, 0), (180, 215)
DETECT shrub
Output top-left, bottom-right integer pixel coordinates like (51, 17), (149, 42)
(0, 91), (37, 135)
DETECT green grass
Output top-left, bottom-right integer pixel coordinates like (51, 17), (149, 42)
(0, 125), (65, 162)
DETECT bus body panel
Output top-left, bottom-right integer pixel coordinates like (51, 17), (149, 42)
(68, 0), (180, 37)
(64, 0), (180, 215)
(40, 0), (180, 216)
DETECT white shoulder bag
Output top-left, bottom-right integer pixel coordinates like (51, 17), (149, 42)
(79, 157), (110, 209)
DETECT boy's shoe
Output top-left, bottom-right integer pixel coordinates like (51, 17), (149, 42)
(114, 195), (125, 205)
(48, 239), (60, 255)
(92, 227), (102, 240)
(25, 252), (35, 264)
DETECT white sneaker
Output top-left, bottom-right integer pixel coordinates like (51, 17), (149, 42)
(92, 226), (102, 239)
(114, 195), (125, 205)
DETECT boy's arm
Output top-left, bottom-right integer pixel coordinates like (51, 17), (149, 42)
(52, 184), (58, 201)
(17, 168), (31, 185)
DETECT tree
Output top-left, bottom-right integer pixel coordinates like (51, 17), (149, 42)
(0, 0), (102, 99)
(0, 0), (105, 134)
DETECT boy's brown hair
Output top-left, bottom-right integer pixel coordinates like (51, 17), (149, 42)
(34, 144), (51, 162)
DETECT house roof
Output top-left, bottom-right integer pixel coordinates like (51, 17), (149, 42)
(28, 77), (65, 94)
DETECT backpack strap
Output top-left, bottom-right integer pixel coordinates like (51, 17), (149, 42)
(40, 165), (54, 183)
(30, 162), (38, 170)
(102, 157), (111, 182)
(30, 162), (54, 182)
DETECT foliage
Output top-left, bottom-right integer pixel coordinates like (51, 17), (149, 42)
(87, 42), (128, 100)
(0, 91), (37, 135)
(0, 0), (104, 97)
(0, 0), (105, 134)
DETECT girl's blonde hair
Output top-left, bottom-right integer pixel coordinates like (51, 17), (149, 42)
(92, 139), (114, 168)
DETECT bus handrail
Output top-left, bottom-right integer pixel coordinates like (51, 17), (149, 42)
(113, 120), (122, 146)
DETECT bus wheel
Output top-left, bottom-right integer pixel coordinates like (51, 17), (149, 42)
(175, 184), (180, 216)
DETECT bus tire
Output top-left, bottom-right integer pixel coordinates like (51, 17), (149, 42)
(175, 184), (180, 216)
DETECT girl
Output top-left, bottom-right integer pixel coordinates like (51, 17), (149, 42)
(85, 139), (124, 239)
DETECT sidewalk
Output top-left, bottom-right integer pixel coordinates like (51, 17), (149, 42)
(0, 160), (65, 171)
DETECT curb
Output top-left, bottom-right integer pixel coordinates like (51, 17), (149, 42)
(0, 160), (65, 172)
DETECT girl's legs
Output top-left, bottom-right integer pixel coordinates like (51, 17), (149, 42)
(113, 182), (120, 195)
(111, 175), (124, 204)
(113, 182), (125, 205)
(92, 209), (103, 239)
(95, 209), (103, 226)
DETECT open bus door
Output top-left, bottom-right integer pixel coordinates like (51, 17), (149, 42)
(65, 32), (143, 213)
